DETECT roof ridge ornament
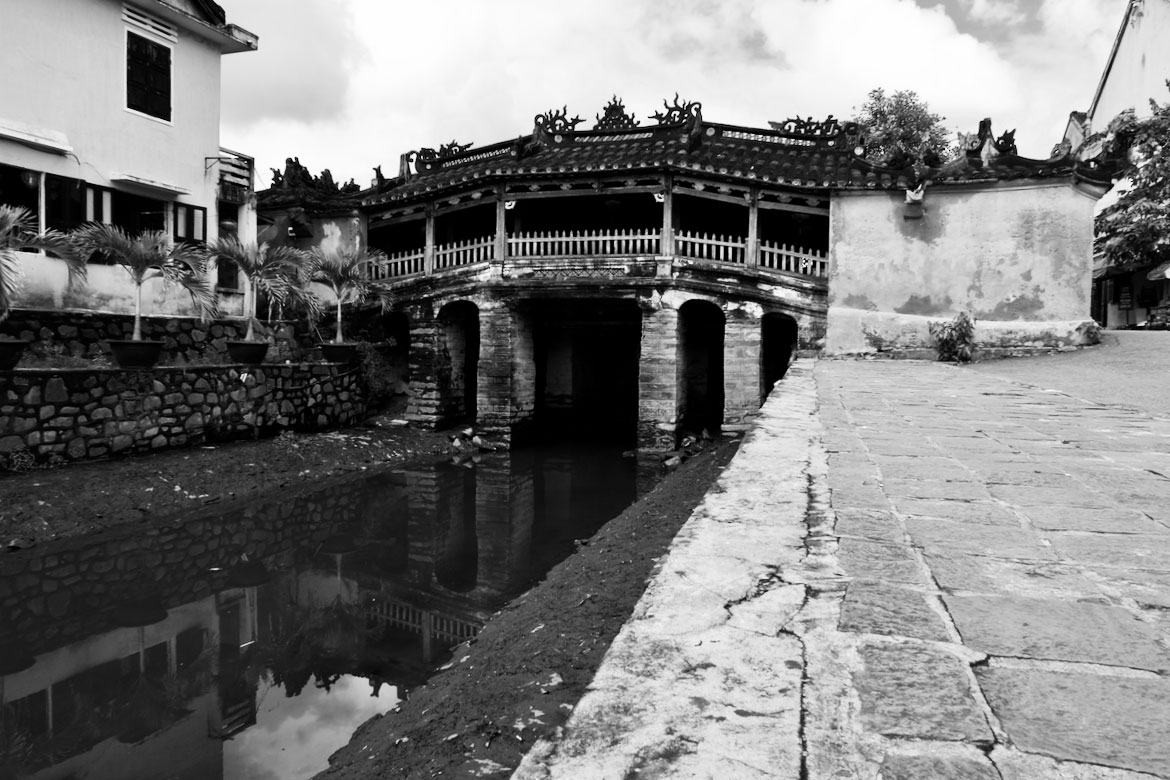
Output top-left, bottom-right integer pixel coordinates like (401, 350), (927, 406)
(651, 94), (702, 126)
(768, 115), (842, 138)
(594, 96), (639, 131)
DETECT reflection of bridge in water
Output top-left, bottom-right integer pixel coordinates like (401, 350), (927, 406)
(0, 443), (644, 779)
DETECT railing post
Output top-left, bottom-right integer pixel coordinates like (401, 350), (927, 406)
(746, 188), (759, 269)
(424, 205), (435, 275)
(494, 185), (507, 274)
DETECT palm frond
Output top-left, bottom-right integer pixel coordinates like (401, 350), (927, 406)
(0, 205), (88, 322)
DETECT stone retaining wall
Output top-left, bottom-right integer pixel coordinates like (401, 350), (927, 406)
(0, 308), (308, 367)
(0, 364), (366, 468)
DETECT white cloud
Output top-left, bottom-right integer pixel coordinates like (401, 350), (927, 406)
(219, 0), (1130, 183)
(961, 0), (1027, 26)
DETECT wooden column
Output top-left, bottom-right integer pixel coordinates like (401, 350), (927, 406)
(660, 174), (674, 256)
(746, 188), (759, 269)
(494, 185), (507, 274)
(423, 205), (436, 275)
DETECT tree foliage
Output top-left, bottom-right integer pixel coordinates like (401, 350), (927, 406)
(852, 88), (954, 166)
(1094, 84), (1170, 270)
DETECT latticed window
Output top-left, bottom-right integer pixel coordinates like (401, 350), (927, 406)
(126, 31), (171, 121)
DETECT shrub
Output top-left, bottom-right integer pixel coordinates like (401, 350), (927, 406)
(929, 312), (975, 363)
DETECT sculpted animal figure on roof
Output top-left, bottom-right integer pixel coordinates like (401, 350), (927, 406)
(651, 94), (702, 126)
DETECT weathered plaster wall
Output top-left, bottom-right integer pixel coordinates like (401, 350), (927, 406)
(12, 250), (239, 319)
(826, 183), (1097, 354)
(0, 364), (365, 467)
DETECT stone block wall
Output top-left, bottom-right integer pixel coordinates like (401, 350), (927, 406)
(0, 308), (307, 367)
(723, 313), (764, 432)
(637, 305), (680, 450)
(0, 364), (365, 467)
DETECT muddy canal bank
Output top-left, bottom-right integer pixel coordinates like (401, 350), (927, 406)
(317, 438), (739, 780)
(0, 419), (454, 546)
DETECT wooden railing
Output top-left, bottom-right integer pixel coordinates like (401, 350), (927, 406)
(758, 241), (828, 277)
(435, 235), (495, 271)
(370, 230), (827, 282)
(368, 248), (425, 280)
(508, 228), (661, 258)
(675, 230), (747, 265)
(368, 598), (481, 645)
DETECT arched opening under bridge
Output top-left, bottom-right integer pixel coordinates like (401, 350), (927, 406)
(437, 301), (480, 425)
(678, 300), (725, 436)
(761, 312), (798, 401)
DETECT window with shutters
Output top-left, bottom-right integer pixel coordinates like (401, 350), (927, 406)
(126, 30), (172, 121)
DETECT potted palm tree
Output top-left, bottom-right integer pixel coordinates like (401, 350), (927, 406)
(72, 223), (217, 368)
(0, 205), (86, 369)
(307, 246), (389, 363)
(209, 237), (315, 364)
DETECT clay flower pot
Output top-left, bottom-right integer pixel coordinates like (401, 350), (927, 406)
(226, 341), (269, 365)
(319, 342), (359, 363)
(107, 339), (165, 368)
(0, 338), (29, 370)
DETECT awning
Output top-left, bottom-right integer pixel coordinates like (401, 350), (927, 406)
(109, 173), (190, 196)
(1147, 260), (1170, 281)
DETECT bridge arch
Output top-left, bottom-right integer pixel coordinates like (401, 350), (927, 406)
(761, 311), (799, 400)
(678, 299), (726, 437)
(436, 300), (480, 425)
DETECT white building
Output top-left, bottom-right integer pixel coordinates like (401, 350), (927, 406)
(1067, 0), (1170, 328)
(0, 0), (258, 317)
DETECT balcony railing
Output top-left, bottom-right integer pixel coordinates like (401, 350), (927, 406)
(369, 227), (826, 284)
(435, 235), (495, 270)
(759, 240), (827, 277)
(676, 230), (747, 265)
(508, 228), (661, 258)
(369, 248), (425, 280)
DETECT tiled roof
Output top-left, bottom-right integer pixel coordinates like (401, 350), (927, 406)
(257, 103), (1116, 214)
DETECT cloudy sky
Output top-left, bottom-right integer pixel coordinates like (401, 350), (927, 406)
(219, 0), (1129, 189)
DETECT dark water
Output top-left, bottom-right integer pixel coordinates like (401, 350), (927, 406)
(0, 444), (655, 780)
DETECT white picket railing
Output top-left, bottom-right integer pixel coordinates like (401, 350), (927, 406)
(675, 230), (747, 265)
(368, 598), (481, 645)
(433, 235), (494, 271)
(758, 241), (827, 278)
(369, 248), (425, 280)
(508, 228), (661, 258)
(367, 231), (827, 280)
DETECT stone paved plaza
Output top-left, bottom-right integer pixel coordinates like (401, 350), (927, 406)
(515, 346), (1170, 779)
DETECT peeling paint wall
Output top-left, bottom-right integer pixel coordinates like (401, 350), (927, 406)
(826, 182), (1097, 354)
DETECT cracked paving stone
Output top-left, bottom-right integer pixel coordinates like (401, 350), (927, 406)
(987, 484), (1117, 509)
(894, 498), (1019, 525)
(838, 539), (925, 584)
(1015, 504), (1165, 534)
(924, 552), (1101, 599)
(978, 668), (1170, 778)
(944, 594), (1168, 671)
(881, 479), (992, 501)
(871, 458), (975, 483)
(838, 580), (949, 641)
(834, 508), (904, 544)
(1049, 532), (1170, 572)
(905, 517), (1054, 561)
(879, 753), (1000, 780)
(854, 641), (991, 742)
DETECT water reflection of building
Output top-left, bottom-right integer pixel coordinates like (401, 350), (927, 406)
(0, 445), (643, 777)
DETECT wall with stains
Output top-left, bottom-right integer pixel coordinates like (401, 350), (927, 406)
(826, 182), (1099, 355)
